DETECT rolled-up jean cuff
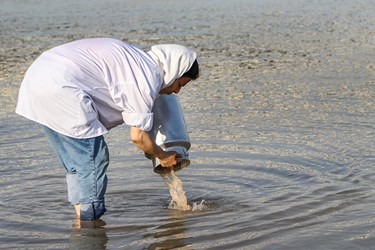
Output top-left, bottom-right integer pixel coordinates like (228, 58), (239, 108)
(80, 201), (106, 221)
(66, 173), (80, 205)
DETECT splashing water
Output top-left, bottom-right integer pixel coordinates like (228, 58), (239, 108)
(162, 169), (191, 211)
(161, 169), (208, 211)
(191, 199), (207, 211)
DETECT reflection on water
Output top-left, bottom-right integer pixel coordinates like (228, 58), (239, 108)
(1, 0), (375, 249)
(70, 219), (108, 250)
(146, 216), (190, 250)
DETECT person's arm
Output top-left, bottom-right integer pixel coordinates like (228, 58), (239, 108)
(130, 126), (178, 167)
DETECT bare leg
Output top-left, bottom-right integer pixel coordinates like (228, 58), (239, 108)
(74, 204), (80, 217)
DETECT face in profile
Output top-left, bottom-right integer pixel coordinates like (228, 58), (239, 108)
(159, 77), (192, 95)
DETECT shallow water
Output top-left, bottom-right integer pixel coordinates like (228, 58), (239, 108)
(1, 0), (375, 249)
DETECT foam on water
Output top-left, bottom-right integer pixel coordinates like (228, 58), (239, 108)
(191, 199), (207, 211)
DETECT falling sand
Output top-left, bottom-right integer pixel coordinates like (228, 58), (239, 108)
(161, 169), (206, 211)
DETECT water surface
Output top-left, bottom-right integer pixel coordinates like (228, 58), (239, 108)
(1, 0), (375, 249)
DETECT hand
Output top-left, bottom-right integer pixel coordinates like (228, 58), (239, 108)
(159, 151), (181, 168)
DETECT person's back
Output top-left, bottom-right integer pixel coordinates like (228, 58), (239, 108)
(16, 38), (162, 138)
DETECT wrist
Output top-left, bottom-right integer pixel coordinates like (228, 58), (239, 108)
(155, 148), (166, 159)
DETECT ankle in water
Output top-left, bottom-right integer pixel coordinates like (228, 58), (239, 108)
(80, 202), (106, 220)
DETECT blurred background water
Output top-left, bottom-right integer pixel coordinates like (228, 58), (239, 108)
(1, 0), (375, 249)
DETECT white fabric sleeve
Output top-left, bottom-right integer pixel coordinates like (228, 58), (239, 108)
(110, 78), (156, 132)
(105, 43), (162, 131)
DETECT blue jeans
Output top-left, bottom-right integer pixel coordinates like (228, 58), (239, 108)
(43, 126), (109, 220)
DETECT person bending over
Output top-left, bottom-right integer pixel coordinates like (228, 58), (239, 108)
(16, 38), (199, 220)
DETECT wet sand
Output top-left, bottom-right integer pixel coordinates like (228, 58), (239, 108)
(1, 0), (375, 249)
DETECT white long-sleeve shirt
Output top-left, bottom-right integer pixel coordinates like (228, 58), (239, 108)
(16, 38), (163, 138)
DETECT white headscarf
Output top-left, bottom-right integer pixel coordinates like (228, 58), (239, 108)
(147, 44), (197, 88)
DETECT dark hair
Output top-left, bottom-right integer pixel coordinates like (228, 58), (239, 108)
(182, 59), (199, 80)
